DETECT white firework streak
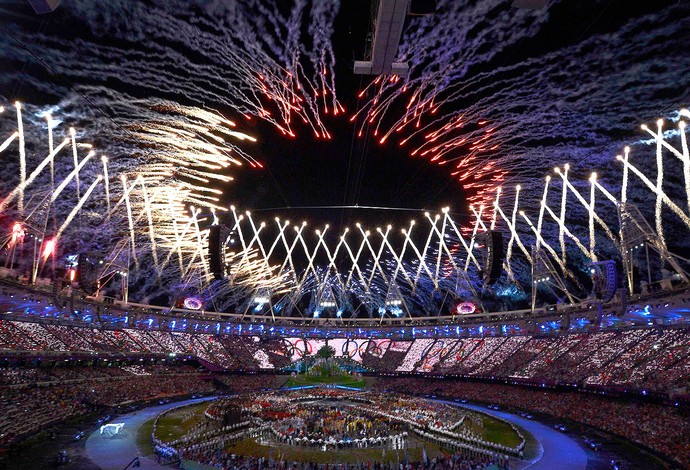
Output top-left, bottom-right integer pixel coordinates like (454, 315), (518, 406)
(1, 101), (690, 315)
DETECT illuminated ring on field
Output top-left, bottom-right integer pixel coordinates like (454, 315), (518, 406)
(421, 340), (440, 359)
(357, 339), (376, 356)
(373, 339), (391, 356)
(428, 341), (445, 359)
(286, 345), (301, 357)
(342, 339), (359, 358)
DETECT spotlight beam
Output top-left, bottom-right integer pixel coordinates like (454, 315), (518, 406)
(490, 188), (501, 231)
(536, 178), (549, 252)
(542, 198), (593, 259)
(0, 132), (18, 154)
(16, 103), (25, 215)
(51, 150), (95, 203)
(381, 220), (416, 290)
(654, 120), (666, 247)
(343, 231), (371, 294)
(121, 176), (138, 270)
(413, 216), (438, 288)
(69, 128), (81, 203)
(589, 177), (597, 261)
(494, 196), (532, 264)
(137, 177), (159, 272)
(316, 227), (348, 295)
(160, 196), (194, 274)
(276, 223), (304, 284)
(558, 165), (569, 264)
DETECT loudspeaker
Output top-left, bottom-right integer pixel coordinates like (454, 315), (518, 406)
(77, 252), (102, 295)
(208, 225), (224, 280)
(477, 231), (504, 285)
(208, 225), (223, 279)
(590, 260), (618, 302)
(26, 0), (60, 14)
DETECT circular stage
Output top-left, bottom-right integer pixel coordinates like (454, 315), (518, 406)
(144, 389), (532, 468)
(73, 387), (683, 470)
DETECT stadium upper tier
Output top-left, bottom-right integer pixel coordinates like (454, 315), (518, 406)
(1, 281), (688, 399)
(2, 277), (690, 335)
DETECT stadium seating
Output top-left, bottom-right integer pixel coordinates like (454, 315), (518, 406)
(372, 378), (690, 468)
(1, 316), (689, 397)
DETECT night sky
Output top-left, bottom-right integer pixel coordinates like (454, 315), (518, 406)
(1, 0), (688, 231)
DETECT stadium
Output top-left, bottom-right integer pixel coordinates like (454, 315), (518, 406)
(0, 0), (689, 469)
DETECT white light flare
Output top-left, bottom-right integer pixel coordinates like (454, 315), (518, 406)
(16, 102), (25, 215)
(56, 176), (103, 240)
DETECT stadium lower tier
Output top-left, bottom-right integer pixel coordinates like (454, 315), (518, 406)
(372, 378), (690, 468)
(0, 362), (276, 449)
(0, 316), (688, 399)
(1, 369), (687, 468)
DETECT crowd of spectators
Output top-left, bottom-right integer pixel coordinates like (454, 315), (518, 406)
(214, 374), (279, 394)
(81, 373), (215, 406)
(0, 363), (202, 385)
(396, 339), (434, 372)
(0, 363), (216, 448)
(2, 285), (690, 398)
(0, 319), (285, 371)
(360, 328), (690, 397)
(372, 377), (690, 467)
(0, 319), (689, 403)
(0, 383), (89, 447)
(246, 338), (293, 369)
(0, 367), (52, 385)
(180, 449), (508, 470)
(2, 318), (689, 397)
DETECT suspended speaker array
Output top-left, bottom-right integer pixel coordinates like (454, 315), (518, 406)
(77, 252), (103, 295)
(590, 260), (618, 302)
(208, 225), (230, 280)
(477, 231), (504, 285)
